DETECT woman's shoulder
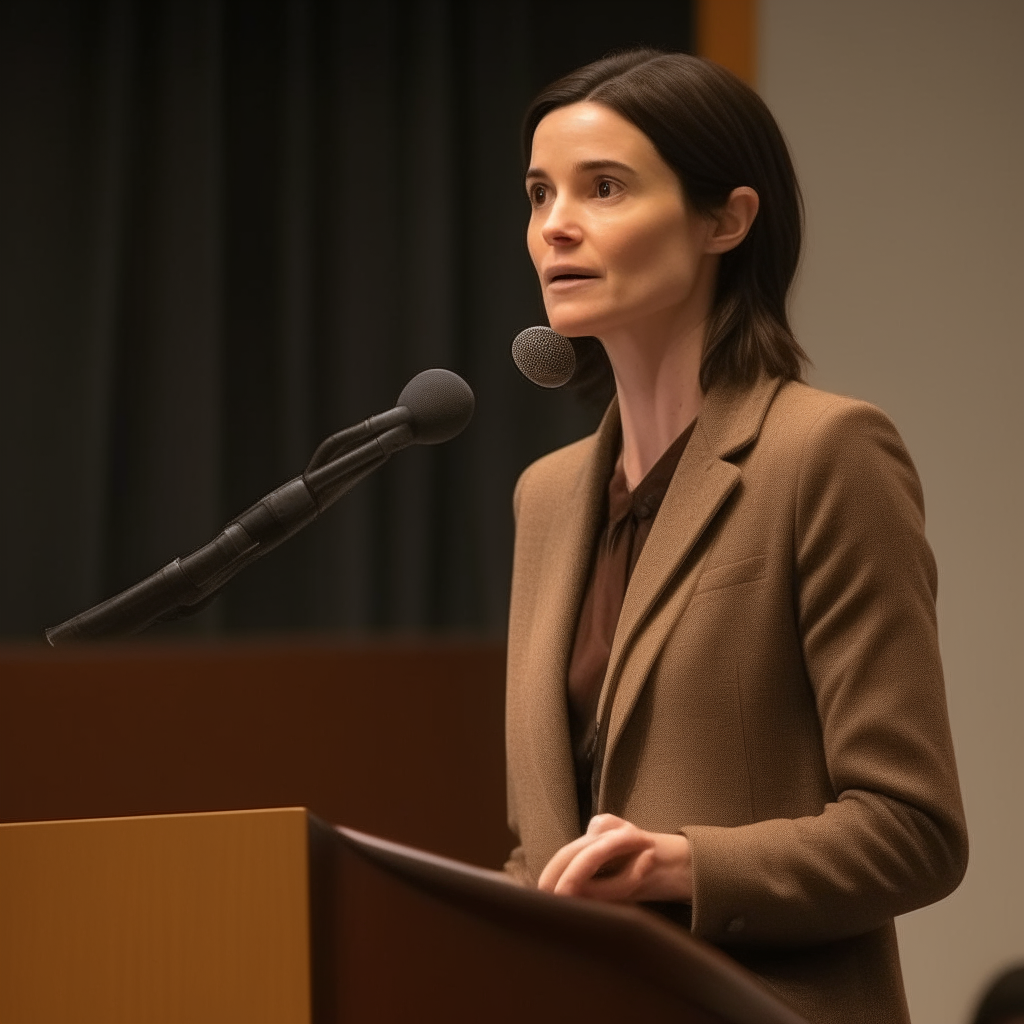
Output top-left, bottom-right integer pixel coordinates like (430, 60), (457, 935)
(513, 433), (600, 518)
(758, 379), (924, 512)
(768, 379), (898, 434)
(760, 380), (913, 466)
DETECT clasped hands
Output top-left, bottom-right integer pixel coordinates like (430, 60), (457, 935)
(537, 813), (693, 903)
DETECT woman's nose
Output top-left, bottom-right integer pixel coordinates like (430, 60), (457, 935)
(541, 197), (583, 246)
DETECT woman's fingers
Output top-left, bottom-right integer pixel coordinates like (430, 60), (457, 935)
(585, 813), (625, 835)
(537, 815), (629, 891)
(537, 833), (600, 891)
(538, 819), (693, 902)
(552, 826), (653, 897)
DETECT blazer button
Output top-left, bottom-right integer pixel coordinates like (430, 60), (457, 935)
(726, 916), (746, 933)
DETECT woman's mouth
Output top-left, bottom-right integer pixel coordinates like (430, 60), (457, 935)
(548, 273), (598, 288)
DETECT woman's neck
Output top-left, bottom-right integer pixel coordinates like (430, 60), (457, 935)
(602, 312), (706, 490)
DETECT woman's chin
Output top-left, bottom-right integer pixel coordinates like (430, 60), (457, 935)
(546, 314), (603, 339)
(544, 298), (618, 340)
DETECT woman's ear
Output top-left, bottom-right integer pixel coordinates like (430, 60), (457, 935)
(706, 186), (759, 254)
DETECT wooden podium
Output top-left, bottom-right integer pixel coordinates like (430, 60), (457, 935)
(0, 808), (808, 1024)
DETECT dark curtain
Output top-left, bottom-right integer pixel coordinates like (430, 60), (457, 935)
(0, 0), (693, 640)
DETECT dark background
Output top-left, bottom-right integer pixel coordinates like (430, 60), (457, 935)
(0, 0), (693, 640)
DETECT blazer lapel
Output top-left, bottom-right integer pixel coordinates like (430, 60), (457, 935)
(595, 376), (785, 801)
(518, 401), (621, 838)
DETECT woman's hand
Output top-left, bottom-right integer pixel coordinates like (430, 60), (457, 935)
(537, 814), (693, 903)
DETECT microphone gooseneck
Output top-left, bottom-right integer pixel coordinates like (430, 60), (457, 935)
(45, 368), (475, 645)
(511, 326), (576, 388)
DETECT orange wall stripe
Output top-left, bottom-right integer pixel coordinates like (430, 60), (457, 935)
(696, 0), (758, 86)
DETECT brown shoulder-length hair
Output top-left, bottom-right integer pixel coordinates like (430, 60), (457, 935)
(524, 50), (808, 394)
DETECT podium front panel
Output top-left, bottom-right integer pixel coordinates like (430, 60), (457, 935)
(0, 808), (311, 1024)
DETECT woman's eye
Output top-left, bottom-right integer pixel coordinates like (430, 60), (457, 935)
(596, 180), (616, 198)
(529, 184), (547, 205)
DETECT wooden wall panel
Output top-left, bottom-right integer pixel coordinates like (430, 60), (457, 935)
(696, 0), (758, 85)
(0, 641), (511, 869)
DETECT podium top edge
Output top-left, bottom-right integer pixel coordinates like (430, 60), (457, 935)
(0, 807), (310, 831)
(326, 822), (809, 1024)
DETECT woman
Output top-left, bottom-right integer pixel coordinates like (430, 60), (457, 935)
(503, 50), (967, 1024)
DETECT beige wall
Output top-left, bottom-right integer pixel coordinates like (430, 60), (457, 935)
(759, 2), (1024, 1022)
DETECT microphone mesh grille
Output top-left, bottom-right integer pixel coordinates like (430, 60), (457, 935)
(511, 326), (576, 389)
(397, 368), (475, 444)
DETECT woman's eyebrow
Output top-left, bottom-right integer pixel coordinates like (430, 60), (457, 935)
(525, 159), (635, 181)
(573, 159), (635, 174)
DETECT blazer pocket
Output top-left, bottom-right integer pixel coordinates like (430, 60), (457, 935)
(695, 554), (767, 594)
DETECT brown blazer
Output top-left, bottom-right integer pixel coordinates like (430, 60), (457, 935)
(504, 375), (968, 1024)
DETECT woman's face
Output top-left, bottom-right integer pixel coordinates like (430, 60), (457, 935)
(526, 102), (718, 342)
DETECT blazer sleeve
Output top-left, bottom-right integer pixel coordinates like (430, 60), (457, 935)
(680, 400), (968, 948)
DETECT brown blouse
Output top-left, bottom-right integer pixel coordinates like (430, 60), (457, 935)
(566, 420), (696, 830)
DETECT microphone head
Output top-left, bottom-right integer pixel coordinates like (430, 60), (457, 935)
(511, 326), (576, 388)
(397, 368), (475, 444)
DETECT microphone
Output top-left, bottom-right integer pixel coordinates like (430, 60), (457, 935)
(511, 326), (576, 388)
(45, 368), (475, 645)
